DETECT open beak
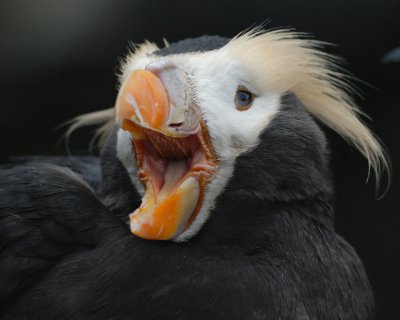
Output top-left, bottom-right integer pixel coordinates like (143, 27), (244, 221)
(116, 61), (217, 240)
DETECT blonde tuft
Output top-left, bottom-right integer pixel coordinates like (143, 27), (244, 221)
(64, 41), (160, 150)
(224, 28), (390, 187)
(63, 108), (115, 150)
(66, 28), (390, 189)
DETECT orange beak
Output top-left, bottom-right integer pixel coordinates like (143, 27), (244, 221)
(116, 68), (216, 241)
(116, 70), (169, 132)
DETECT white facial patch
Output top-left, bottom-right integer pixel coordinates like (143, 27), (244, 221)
(181, 50), (280, 161)
(173, 51), (281, 241)
(117, 47), (281, 241)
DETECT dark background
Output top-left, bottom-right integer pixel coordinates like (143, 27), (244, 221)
(0, 0), (399, 318)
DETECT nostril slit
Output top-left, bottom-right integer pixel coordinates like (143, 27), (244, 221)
(169, 122), (184, 128)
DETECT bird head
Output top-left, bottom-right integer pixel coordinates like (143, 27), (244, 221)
(88, 29), (389, 242)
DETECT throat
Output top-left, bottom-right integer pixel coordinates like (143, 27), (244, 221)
(194, 184), (335, 248)
(159, 160), (189, 197)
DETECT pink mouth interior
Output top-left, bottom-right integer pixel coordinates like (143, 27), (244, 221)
(125, 120), (214, 196)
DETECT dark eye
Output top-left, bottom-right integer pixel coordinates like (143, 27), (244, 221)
(235, 86), (255, 111)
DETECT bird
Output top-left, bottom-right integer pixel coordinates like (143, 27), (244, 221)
(0, 28), (389, 319)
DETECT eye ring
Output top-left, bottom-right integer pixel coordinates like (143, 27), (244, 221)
(235, 86), (255, 111)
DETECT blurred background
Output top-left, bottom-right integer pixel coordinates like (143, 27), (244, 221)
(0, 0), (399, 318)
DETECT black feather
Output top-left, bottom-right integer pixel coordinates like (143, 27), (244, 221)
(0, 36), (374, 319)
(156, 35), (229, 56)
(0, 164), (104, 313)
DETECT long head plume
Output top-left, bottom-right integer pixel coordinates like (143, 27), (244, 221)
(63, 108), (115, 151)
(66, 28), (390, 191)
(225, 28), (390, 190)
(63, 41), (160, 148)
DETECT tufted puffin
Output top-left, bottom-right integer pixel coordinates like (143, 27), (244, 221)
(0, 29), (389, 319)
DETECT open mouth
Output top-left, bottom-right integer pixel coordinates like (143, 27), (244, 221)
(116, 68), (218, 240)
(122, 119), (217, 240)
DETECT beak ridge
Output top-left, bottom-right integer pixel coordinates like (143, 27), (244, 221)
(116, 62), (200, 137)
(116, 70), (169, 130)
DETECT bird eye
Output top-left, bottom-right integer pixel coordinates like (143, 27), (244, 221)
(235, 86), (255, 111)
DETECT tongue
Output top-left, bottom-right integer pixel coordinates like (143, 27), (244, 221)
(159, 160), (189, 197)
